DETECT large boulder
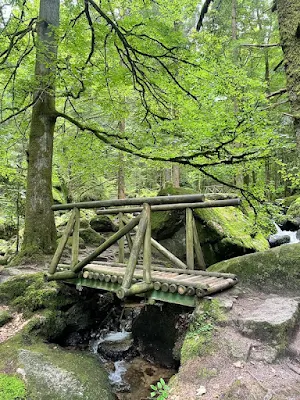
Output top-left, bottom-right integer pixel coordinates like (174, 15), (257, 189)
(151, 187), (269, 266)
(79, 227), (105, 246)
(208, 242), (300, 292)
(90, 216), (117, 233)
(0, 338), (113, 400)
(281, 197), (300, 230)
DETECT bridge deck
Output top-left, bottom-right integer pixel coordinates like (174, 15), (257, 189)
(60, 262), (238, 307)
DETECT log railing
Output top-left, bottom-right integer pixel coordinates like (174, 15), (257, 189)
(47, 194), (241, 300)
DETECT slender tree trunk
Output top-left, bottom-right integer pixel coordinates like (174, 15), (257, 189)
(117, 120), (126, 199)
(22, 0), (59, 255)
(172, 164), (180, 188)
(277, 0), (300, 151)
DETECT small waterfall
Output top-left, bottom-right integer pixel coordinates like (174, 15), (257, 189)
(274, 223), (299, 244)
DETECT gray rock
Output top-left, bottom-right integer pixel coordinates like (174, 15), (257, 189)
(234, 297), (300, 346)
(268, 233), (290, 248)
(18, 347), (113, 400)
(90, 216), (117, 233)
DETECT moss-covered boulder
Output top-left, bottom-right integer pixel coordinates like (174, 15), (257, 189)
(90, 216), (117, 233)
(194, 206), (269, 265)
(208, 242), (300, 291)
(150, 187), (269, 266)
(79, 227), (105, 246)
(287, 197), (300, 219)
(0, 336), (113, 400)
(0, 310), (12, 327)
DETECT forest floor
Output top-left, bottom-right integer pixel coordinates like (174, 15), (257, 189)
(170, 287), (300, 400)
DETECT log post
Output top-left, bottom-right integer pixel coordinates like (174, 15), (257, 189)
(192, 218), (206, 270)
(186, 208), (194, 269)
(49, 208), (76, 274)
(117, 282), (154, 299)
(121, 209), (148, 290)
(143, 203), (152, 284)
(71, 208), (80, 268)
(118, 212), (125, 263)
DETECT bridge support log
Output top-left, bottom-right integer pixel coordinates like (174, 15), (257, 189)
(72, 214), (142, 273)
(116, 282), (154, 299)
(121, 208), (148, 290)
(49, 208), (77, 274)
(45, 271), (78, 281)
(186, 208), (194, 269)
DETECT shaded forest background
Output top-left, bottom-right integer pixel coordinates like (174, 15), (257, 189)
(0, 0), (299, 256)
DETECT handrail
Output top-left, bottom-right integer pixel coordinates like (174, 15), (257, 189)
(96, 199), (241, 215)
(51, 194), (205, 210)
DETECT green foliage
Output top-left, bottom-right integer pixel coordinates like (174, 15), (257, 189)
(0, 373), (26, 400)
(181, 300), (224, 363)
(0, 310), (12, 327)
(150, 378), (170, 400)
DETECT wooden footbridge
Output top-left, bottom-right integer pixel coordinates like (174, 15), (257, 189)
(47, 194), (240, 307)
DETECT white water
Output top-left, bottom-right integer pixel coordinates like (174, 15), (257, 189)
(108, 360), (128, 385)
(90, 330), (131, 386)
(274, 223), (300, 244)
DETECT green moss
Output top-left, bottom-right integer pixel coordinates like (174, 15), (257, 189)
(79, 227), (105, 245)
(0, 273), (75, 319)
(0, 310), (12, 327)
(0, 373), (26, 400)
(0, 336), (113, 400)
(195, 206), (269, 252)
(208, 243), (300, 291)
(181, 300), (224, 363)
(287, 197), (300, 219)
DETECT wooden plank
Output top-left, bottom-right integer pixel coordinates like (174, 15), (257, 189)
(96, 198), (241, 215)
(49, 208), (76, 274)
(84, 264), (209, 290)
(186, 208), (194, 269)
(72, 214), (142, 273)
(52, 194), (206, 211)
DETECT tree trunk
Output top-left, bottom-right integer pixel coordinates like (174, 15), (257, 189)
(172, 164), (180, 188)
(117, 120), (126, 199)
(22, 0), (59, 255)
(277, 0), (300, 151)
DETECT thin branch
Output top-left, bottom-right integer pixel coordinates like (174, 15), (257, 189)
(266, 88), (287, 99)
(240, 43), (280, 48)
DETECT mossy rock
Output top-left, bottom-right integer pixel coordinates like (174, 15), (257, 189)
(0, 310), (12, 327)
(0, 273), (74, 317)
(0, 336), (113, 400)
(287, 197), (300, 219)
(90, 216), (117, 233)
(194, 206), (269, 265)
(151, 186), (197, 240)
(79, 227), (105, 246)
(208, 243), (300, 291)
(181, 299), (224, 363)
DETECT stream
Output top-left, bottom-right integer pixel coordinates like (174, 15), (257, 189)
(86, 303), (181, 400)
(274, 223), (300, 244)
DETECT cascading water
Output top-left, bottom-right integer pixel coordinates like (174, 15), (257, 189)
(274, 223), (300, 244)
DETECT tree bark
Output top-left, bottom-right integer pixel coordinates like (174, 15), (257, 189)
(172, 164), (180, 188)
(22, 0), (59, 255)
(277, 0), (300, 151)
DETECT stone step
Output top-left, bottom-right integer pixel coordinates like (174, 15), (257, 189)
(232, 296), (300, 348)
